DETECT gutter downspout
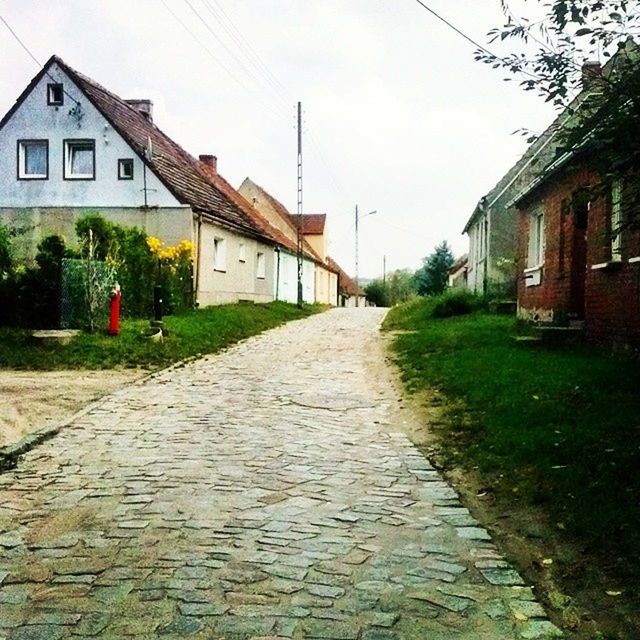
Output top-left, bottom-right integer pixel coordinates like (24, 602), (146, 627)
(194, 212), (203, 305)
(275, 246), (281, 301)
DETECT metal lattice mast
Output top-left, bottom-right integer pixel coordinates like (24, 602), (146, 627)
(296, 101), (304, 308)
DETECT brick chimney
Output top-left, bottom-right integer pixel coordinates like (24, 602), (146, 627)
(581, 61), (602, 90)
(125, 99), (153, 122)
(199, 154), (217, 175)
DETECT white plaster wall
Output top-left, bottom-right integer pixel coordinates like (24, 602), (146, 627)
(197, 221), (273, 306)
(314, 264), (338, 305)
(0, 62), (179, 208)
(274, 250), (314, 304)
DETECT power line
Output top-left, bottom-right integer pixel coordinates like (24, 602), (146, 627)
(0, 13), (83, 107)
(412, 0), (543, 82)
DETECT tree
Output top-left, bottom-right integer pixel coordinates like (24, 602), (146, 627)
(476, 1), (640, 222)
(414, 241), (454, 296)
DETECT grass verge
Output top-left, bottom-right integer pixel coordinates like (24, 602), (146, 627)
(384, 296), (640, 582)
(0, 302), (324, 370)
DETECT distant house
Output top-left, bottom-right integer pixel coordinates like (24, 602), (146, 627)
(238, 178), (339, 305)
(448, 254), (468, 289)
(0, 55), (295, 307)
(513, 44), (640, 346)
(325, 257), (366, 307)
(462, 63), (606, 298)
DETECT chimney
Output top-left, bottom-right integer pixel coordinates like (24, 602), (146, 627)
(199, 154), (217, 175)
(125, 99), (153, 122)
(581, 61), (602, 90)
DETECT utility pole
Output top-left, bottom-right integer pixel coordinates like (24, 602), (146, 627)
(354, 206), (377, 308)
(354, 205), (359, 308)
(296, 101), (304, 308)
(383, 254), (387, 308)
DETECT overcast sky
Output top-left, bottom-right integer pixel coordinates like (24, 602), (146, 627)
(0, 0), (558, 278)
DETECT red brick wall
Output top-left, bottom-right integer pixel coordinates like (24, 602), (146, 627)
(517, 163), (640, 346)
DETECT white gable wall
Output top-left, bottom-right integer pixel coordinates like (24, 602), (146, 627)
(0, 62), (179, 208)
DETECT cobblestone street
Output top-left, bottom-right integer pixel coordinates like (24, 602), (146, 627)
(0, 308), (562, 639)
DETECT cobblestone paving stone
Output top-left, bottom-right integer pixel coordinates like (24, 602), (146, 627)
(0, 308), (564, 639)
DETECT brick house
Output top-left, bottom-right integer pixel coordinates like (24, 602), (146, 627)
(462, 63), (610, 298)
(513, 153), (640, 346)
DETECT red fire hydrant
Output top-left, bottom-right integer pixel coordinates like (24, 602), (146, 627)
(109, 283), (122, 336)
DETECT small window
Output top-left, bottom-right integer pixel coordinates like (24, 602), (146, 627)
(528, 209), (545, 269)
(118, 158), (134, 180)
(256, 251), (266, 279)
(213, 237), (226, 272)
(17, 140), (48, 179)
(64, 139), (95, 180)
(611, 179), (622, 261)
(238, 242), (246, 262)
(47, 83), (64, 106)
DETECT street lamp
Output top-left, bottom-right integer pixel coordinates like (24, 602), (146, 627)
(355, 205), (377, 308)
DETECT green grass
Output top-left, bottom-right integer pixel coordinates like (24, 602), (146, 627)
(385, 297), (640, 575)
(0, 302), (323, 370)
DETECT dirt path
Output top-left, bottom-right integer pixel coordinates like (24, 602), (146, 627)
(0, 370), (142, 447)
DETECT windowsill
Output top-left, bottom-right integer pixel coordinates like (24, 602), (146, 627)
(628, 257), (640, 264)
(257, 276), (265, 280)
(239, 259), (246, 263)
(18, 175), (48, 180)
(213, 268), (226, 273)
(524, 265), (543, 287)
(591, 260), (622, 271)
(64, 175), (95, 181)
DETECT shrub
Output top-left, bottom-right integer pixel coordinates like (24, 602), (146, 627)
(431, 290), (485, 318)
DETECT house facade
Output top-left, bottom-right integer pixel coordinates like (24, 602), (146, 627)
(448, 254), (468, 289)
(238, 178), (339, 305)
(0, 56), (281, 307)
(515, 157), (640, 346)
(462, 63), (606, 298)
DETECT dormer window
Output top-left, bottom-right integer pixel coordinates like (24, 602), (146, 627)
(47, 83), (64, 106)
(64, 139), (95, 180)
(118, 158), (134, 180)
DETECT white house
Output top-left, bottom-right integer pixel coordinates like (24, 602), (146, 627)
(0, 55), (283, 306)
(238, 178), (339, 305)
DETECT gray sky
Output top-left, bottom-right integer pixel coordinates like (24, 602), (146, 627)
(0, 0), (557, 278)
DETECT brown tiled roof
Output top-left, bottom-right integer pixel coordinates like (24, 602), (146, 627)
(288, 214), (326, 235)
(449, 254), (468, 274)
(326, 256), (362, 297)
(45, 56), (271, 240)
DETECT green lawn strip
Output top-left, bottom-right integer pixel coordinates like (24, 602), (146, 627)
(0, 302), (324, 370)
(385, 300), (640, 576)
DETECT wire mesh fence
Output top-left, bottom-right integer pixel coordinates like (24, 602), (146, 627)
(60, 258), (116, 331)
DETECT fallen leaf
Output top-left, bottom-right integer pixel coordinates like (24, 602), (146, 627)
(606, 590), (622, 596)
(542, 558), (553, 566)
(514, 612), (528, 622)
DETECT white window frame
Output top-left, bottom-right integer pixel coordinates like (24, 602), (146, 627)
(611, 178), (622, 262)
(528, 209), (545, 269)
(63, 139), (95, 180)
(213, 237), (226, 272)
(17, 139), (48, 180)
(238, 241), (246, 263)
(47, 83), (64, 106)
(117, 158), (134, 180)
(256, 251), (266, 279)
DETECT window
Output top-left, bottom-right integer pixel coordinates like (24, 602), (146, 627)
(238, 242), (246, 262)
(213, 237), (226, 271)
(118, 158), (134, 180)
(17, 140), (48, 179)
(256, 251), (266, 279)
(47, 83), (64, 106)
(64, 139), (95, 179)
(611, 179), (622, 261)
(528, 209), (545, 268)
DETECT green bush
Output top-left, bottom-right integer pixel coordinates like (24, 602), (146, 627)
(432, 290), (484, 318)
